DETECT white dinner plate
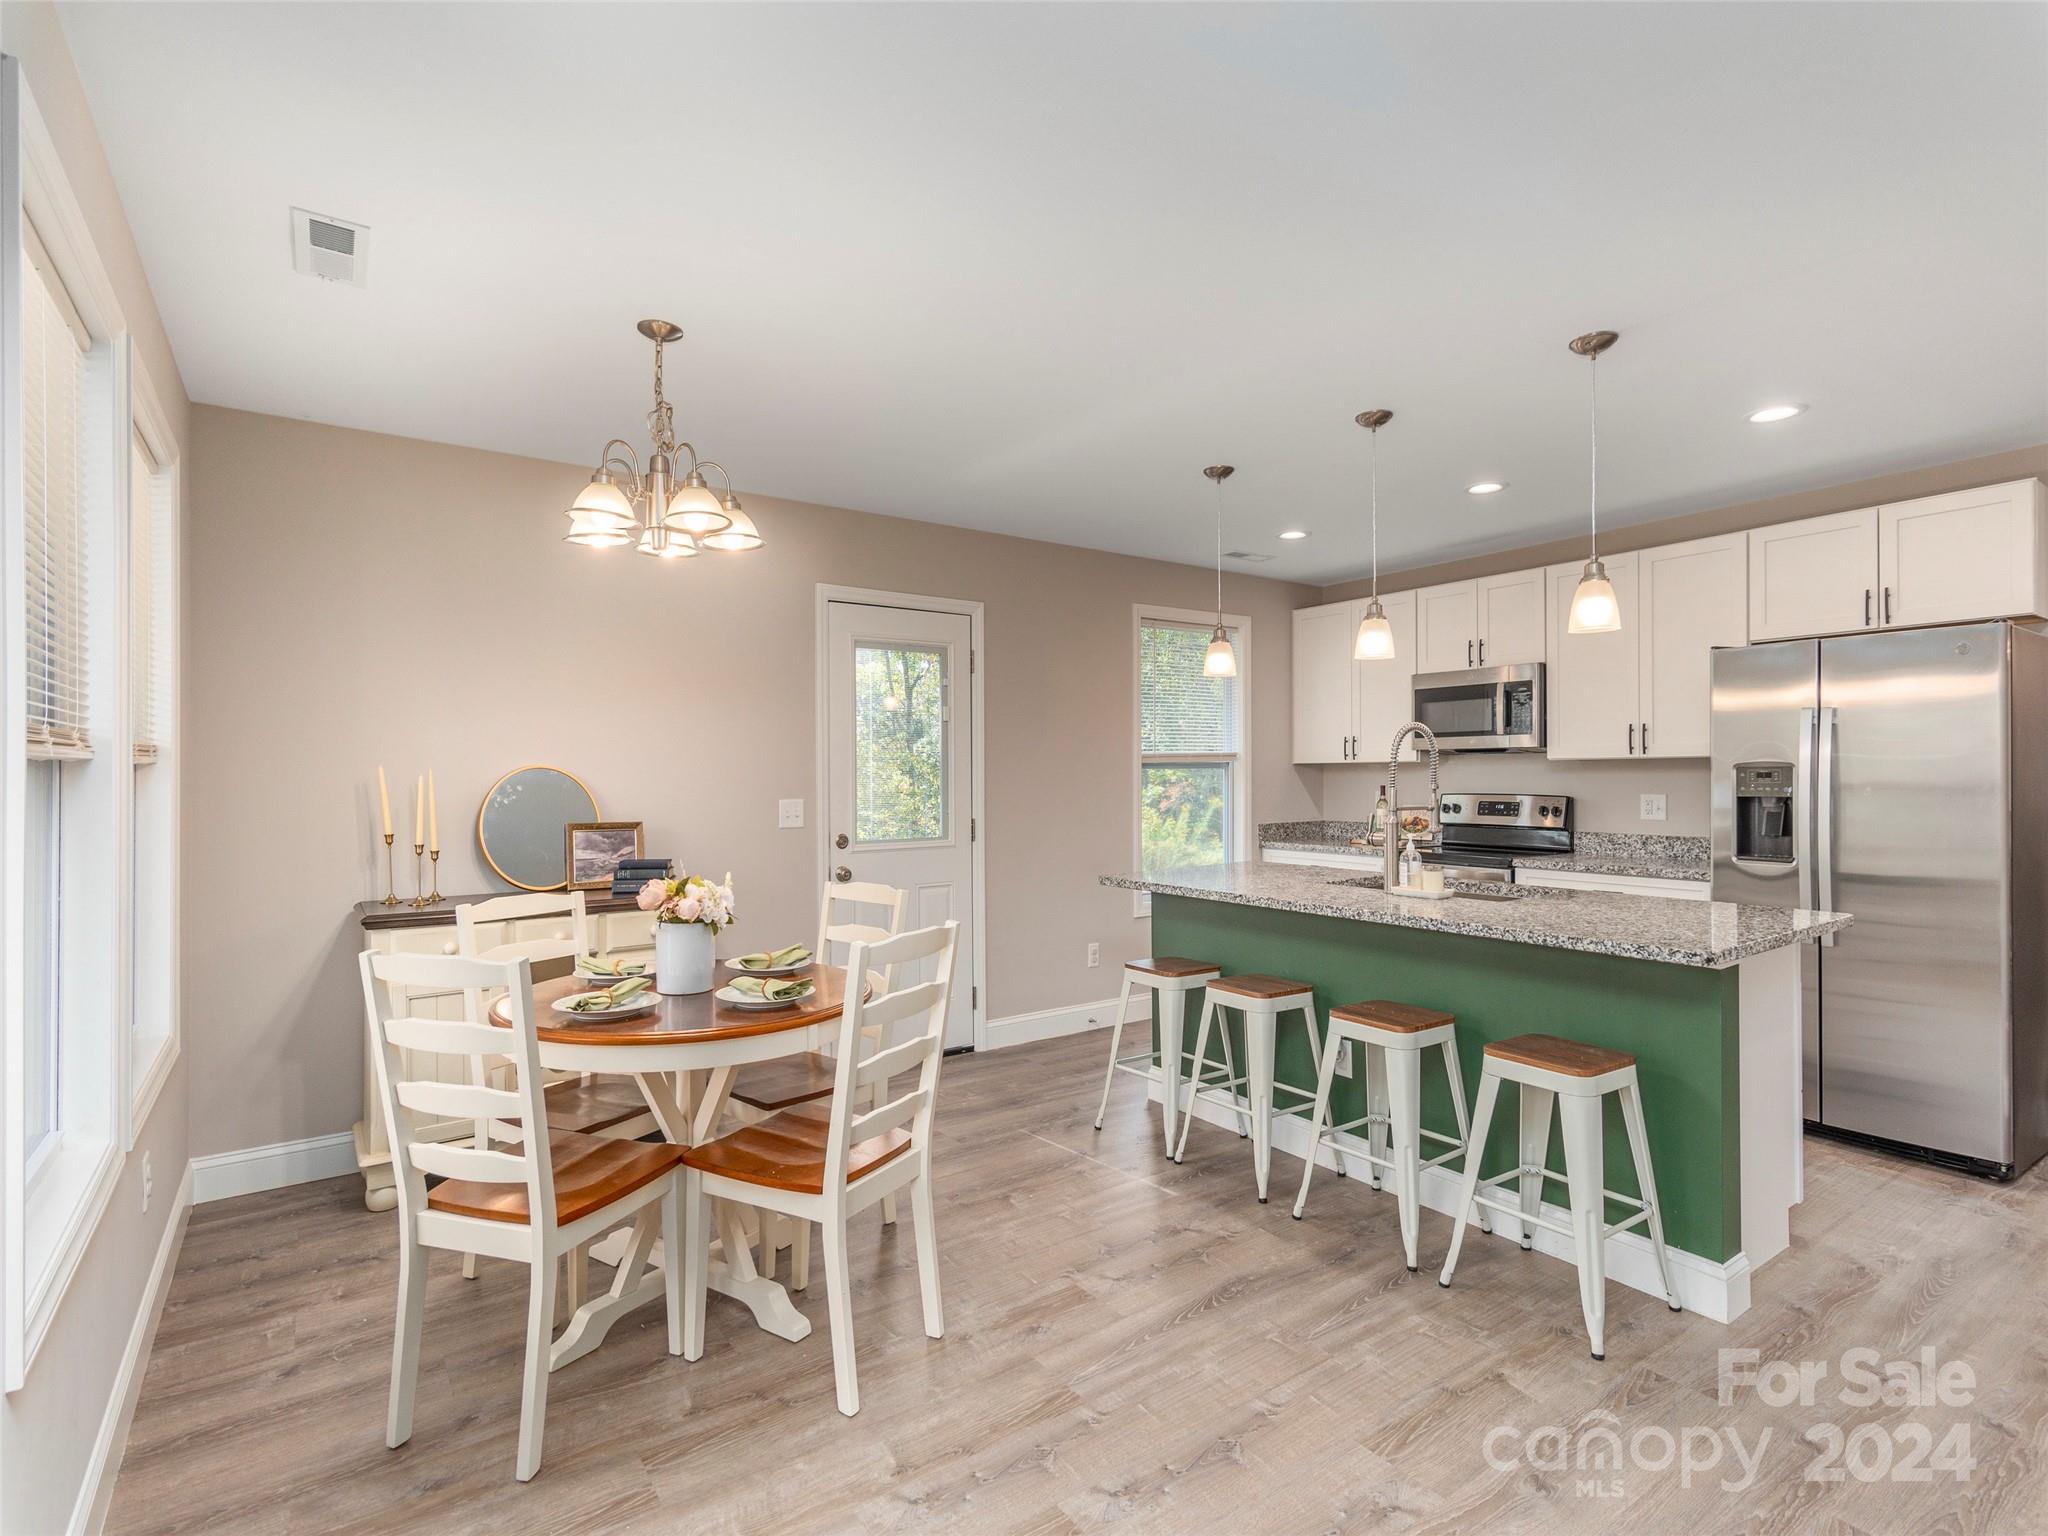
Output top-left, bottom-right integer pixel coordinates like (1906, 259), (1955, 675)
(715, 982), (817, 1010)
(725, 953), (813, 977)
(552, 989), (658, 1018)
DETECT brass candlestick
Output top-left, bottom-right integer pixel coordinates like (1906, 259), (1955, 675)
(410, 841), (430, 908)
(427, 848), (442, 906)
(380, 832), (399, 906)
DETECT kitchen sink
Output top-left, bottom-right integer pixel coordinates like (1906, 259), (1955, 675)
(1325, 874), (1543, 902)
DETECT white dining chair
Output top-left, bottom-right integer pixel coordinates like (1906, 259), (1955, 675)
(682, 920), (957, 1416)
(360, 949), (686, 1482)
(731, 879), (911, 1282)
(455, 891), (658, 1295)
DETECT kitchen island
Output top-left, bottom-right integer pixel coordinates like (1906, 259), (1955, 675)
(1101, 861), (1852, 1321)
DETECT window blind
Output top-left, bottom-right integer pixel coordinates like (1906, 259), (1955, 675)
(24, 241), (90, 761)
(130, 433), (163, 763)
(1138, 620), (1239, 754)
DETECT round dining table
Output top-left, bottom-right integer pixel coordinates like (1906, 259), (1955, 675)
(488, 964), (861, 1347)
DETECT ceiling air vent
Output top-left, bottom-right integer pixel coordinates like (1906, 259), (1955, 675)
(1224, 550), (1275, 563)
(290, 208), (368, 287)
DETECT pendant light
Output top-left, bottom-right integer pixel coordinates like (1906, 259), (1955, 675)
(1353, 409), (1396, 660)
(1566, 329), (1621, 634)
(1202, 464), (1238, 677)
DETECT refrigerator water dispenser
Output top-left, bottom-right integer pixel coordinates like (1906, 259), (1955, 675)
(1734, 761), (1795, 862)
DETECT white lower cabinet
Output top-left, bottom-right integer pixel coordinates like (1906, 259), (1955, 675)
(1516, 868), (1710, 903)
(1262, 847), (1380, 873)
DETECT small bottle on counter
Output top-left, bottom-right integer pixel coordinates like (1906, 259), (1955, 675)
(1370, 784), (1390, 853)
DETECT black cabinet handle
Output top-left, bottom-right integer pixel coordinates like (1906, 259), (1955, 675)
(1478, 639), (1486, 665)
(1628, 723), (1635, 754)
(1468, 639), (1475, 667)
(1884, 586), (1892, 624)
(1642, 721), (1649, 753)
(1865, 589), (1873, 626)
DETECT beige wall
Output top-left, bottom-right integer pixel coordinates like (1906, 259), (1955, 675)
(1314, 444), (2048, 838)
(182, 405), (1321, 1159)
(1, 7), (193, 1535)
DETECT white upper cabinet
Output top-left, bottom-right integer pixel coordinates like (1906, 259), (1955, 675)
(1415, 581), (1478, 673)
(1545, 553), (1641, 760)
(1353, 589), (1419, 764)
(1638, 533), (1748, 757)
(1748, 507), (1880, 640)
(1292, 599), (1364, 764)
(1414, 567), (1545, 672)
(1476, 568), (1547, 666)
(1878, 479), (2047, 630)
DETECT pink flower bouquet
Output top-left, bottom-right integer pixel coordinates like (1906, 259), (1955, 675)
(637, 871), (736, 934)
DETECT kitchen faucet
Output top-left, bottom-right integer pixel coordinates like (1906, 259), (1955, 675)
(1381, 721), (1443, 864)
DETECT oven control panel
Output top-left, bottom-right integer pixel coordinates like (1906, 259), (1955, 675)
(1437, 793), (1572, 830)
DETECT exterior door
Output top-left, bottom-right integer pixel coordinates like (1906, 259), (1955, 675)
(826, 601), (976, 1050)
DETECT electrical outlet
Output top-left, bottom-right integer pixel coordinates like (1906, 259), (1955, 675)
(1086, 942), (1100, 968)
(778, 799), (804, 829)
(1640, 793), (1667, 822)
(142, 1152), (153, 1214)
(1335, 1040), (1355, 1079)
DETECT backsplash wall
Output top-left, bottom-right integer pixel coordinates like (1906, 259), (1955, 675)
(1321, 757), (1711, 836)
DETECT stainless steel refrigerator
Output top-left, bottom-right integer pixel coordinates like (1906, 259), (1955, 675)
(1711, 622), (2048, 1178)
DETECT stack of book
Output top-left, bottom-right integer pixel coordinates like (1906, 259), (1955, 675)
(611, 857), (673, 899)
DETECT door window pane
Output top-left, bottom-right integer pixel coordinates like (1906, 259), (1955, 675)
(854, 643), (947, 843)
(1141, 762), (1229, 876)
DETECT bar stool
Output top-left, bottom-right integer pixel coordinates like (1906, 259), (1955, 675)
(1170, 974), (1323, 1202)
(1438, 1034), (1682, 1359)
(1291, 1000), (1488, 1271)
(1094, 957), (1228, 1155)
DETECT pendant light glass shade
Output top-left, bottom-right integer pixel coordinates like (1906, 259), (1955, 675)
(1204, 624), (1238, 678)
(700, 498), (763, 551)
(564, 514), (633, 548)
(664, 470), (733, 535)
(1567, 557), (1621, 633)
(568, 471), (637, 530)
(636, 525), (699, 559)
(1354, 597), (1396, 659)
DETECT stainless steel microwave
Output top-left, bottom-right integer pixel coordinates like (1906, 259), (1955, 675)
(1410, 663), (1545, 752)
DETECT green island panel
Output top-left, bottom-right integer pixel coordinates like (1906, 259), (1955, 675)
(1149, 894), (1741, 1262)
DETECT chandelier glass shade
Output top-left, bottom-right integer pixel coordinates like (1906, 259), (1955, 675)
(562, 320), (761, 561)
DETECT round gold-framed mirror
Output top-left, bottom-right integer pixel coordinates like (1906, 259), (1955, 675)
(476, 765), (599, 891)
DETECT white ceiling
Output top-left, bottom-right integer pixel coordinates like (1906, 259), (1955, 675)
(57, 2), (2048, 584)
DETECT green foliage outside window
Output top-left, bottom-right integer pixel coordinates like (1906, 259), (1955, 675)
(854, 644), (946, 842)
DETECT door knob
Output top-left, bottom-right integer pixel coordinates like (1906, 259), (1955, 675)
(835, 833), (849, 849)
(835, 866), (853, 883)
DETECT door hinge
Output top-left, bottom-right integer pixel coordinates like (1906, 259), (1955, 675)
(971, 816), (977, 841)
(971, 985), (978, 1009)
(969, 648), (976, 676)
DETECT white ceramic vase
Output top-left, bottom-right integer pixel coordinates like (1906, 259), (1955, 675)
(656, 921), (715, 995)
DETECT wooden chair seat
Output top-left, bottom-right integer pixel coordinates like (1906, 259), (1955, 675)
(682, 1106), (911, 1195)
(1126, 955), (1218, 979)
(1207, 972), (1312, 1001)
(730, 1051), (838, 1112)
(541, 1078), (654, 1134)
(1484, 1033), (1635, 1078)
(1331, 999), (1454, 1034)
(428, 1131), (686, 1226)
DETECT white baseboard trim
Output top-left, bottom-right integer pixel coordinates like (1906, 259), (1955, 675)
(984, 991), (1137, 1049)
(69, 1160), (192, 1536)
(1152, 1079), (1755, 1323)
(191, 1132), (357, 1205)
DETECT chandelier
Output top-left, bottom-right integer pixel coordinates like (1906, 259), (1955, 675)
(562, 319), (762, 559)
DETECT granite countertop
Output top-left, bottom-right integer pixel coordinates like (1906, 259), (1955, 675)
(1257, 823), (1711, 882)
(1105, 861), (1849, 969)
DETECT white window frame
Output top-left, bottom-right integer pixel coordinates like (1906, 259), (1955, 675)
(2, 58), (176, 1391)
(1130, 604), (1251, 916)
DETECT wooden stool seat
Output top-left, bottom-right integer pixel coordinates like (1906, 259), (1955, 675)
(1331, 999), (1455, 1033)
(1207, 973), (1313, 1001)
(428, 1130), (686, 1227)
(1485, 1033), (1635, 1078)
(730, 1051), (838, 1111)
(540, 1078), (657, 1135)
(1126, 956), (1220, 979)
(682, 1106), (912, 1195)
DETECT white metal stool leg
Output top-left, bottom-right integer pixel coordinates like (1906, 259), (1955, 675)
(1171, 996), (1220, 1164)
(1517, 1083), (1556, 1250)
(1385, 1044), (1423, 1269)
(1557, 1092), (1608, 1359)
(1437, 1069), (1501, 1286)
(1094, 972), (1137, 1130)
(1247, 1006), (1276, 1201)
(1441, 1040), (1489, 1234)
(1363, 1042), (1390, 1191)
(1291, 1019), (1345, 1219)
(1618, 1079), (1683, 1311)
(1213, 1008), (1250, 1137)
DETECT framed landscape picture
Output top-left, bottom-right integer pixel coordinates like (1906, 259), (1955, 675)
(565, 821), (644, 890)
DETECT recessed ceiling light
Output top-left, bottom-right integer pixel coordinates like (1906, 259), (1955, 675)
(1278, 529), (1309, 540)
(1747, 403), (1806, 424)
(1467, 481), (1506, 496)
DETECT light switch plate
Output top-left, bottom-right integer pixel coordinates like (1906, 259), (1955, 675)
(1640, 794), (1667, 822)
(778, 799), (804, 829)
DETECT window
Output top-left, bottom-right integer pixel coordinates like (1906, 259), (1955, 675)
(1134, 610), (1248, 898)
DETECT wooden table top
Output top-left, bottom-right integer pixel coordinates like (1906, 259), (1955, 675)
(489, 965), (853, 1046)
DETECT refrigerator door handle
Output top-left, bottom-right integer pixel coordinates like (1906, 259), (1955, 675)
(1816, 705), (1839, 943)
(1796, 706), (1816, 914)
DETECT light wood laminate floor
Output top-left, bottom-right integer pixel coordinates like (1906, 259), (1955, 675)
(109, 1031), (2048, 1535)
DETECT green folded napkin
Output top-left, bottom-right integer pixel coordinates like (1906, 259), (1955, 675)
(565, 975), (652, 1013)
(578, 954), (646, 978)
(733, 943), (812, 970)
(727, 974), (814, 1002)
